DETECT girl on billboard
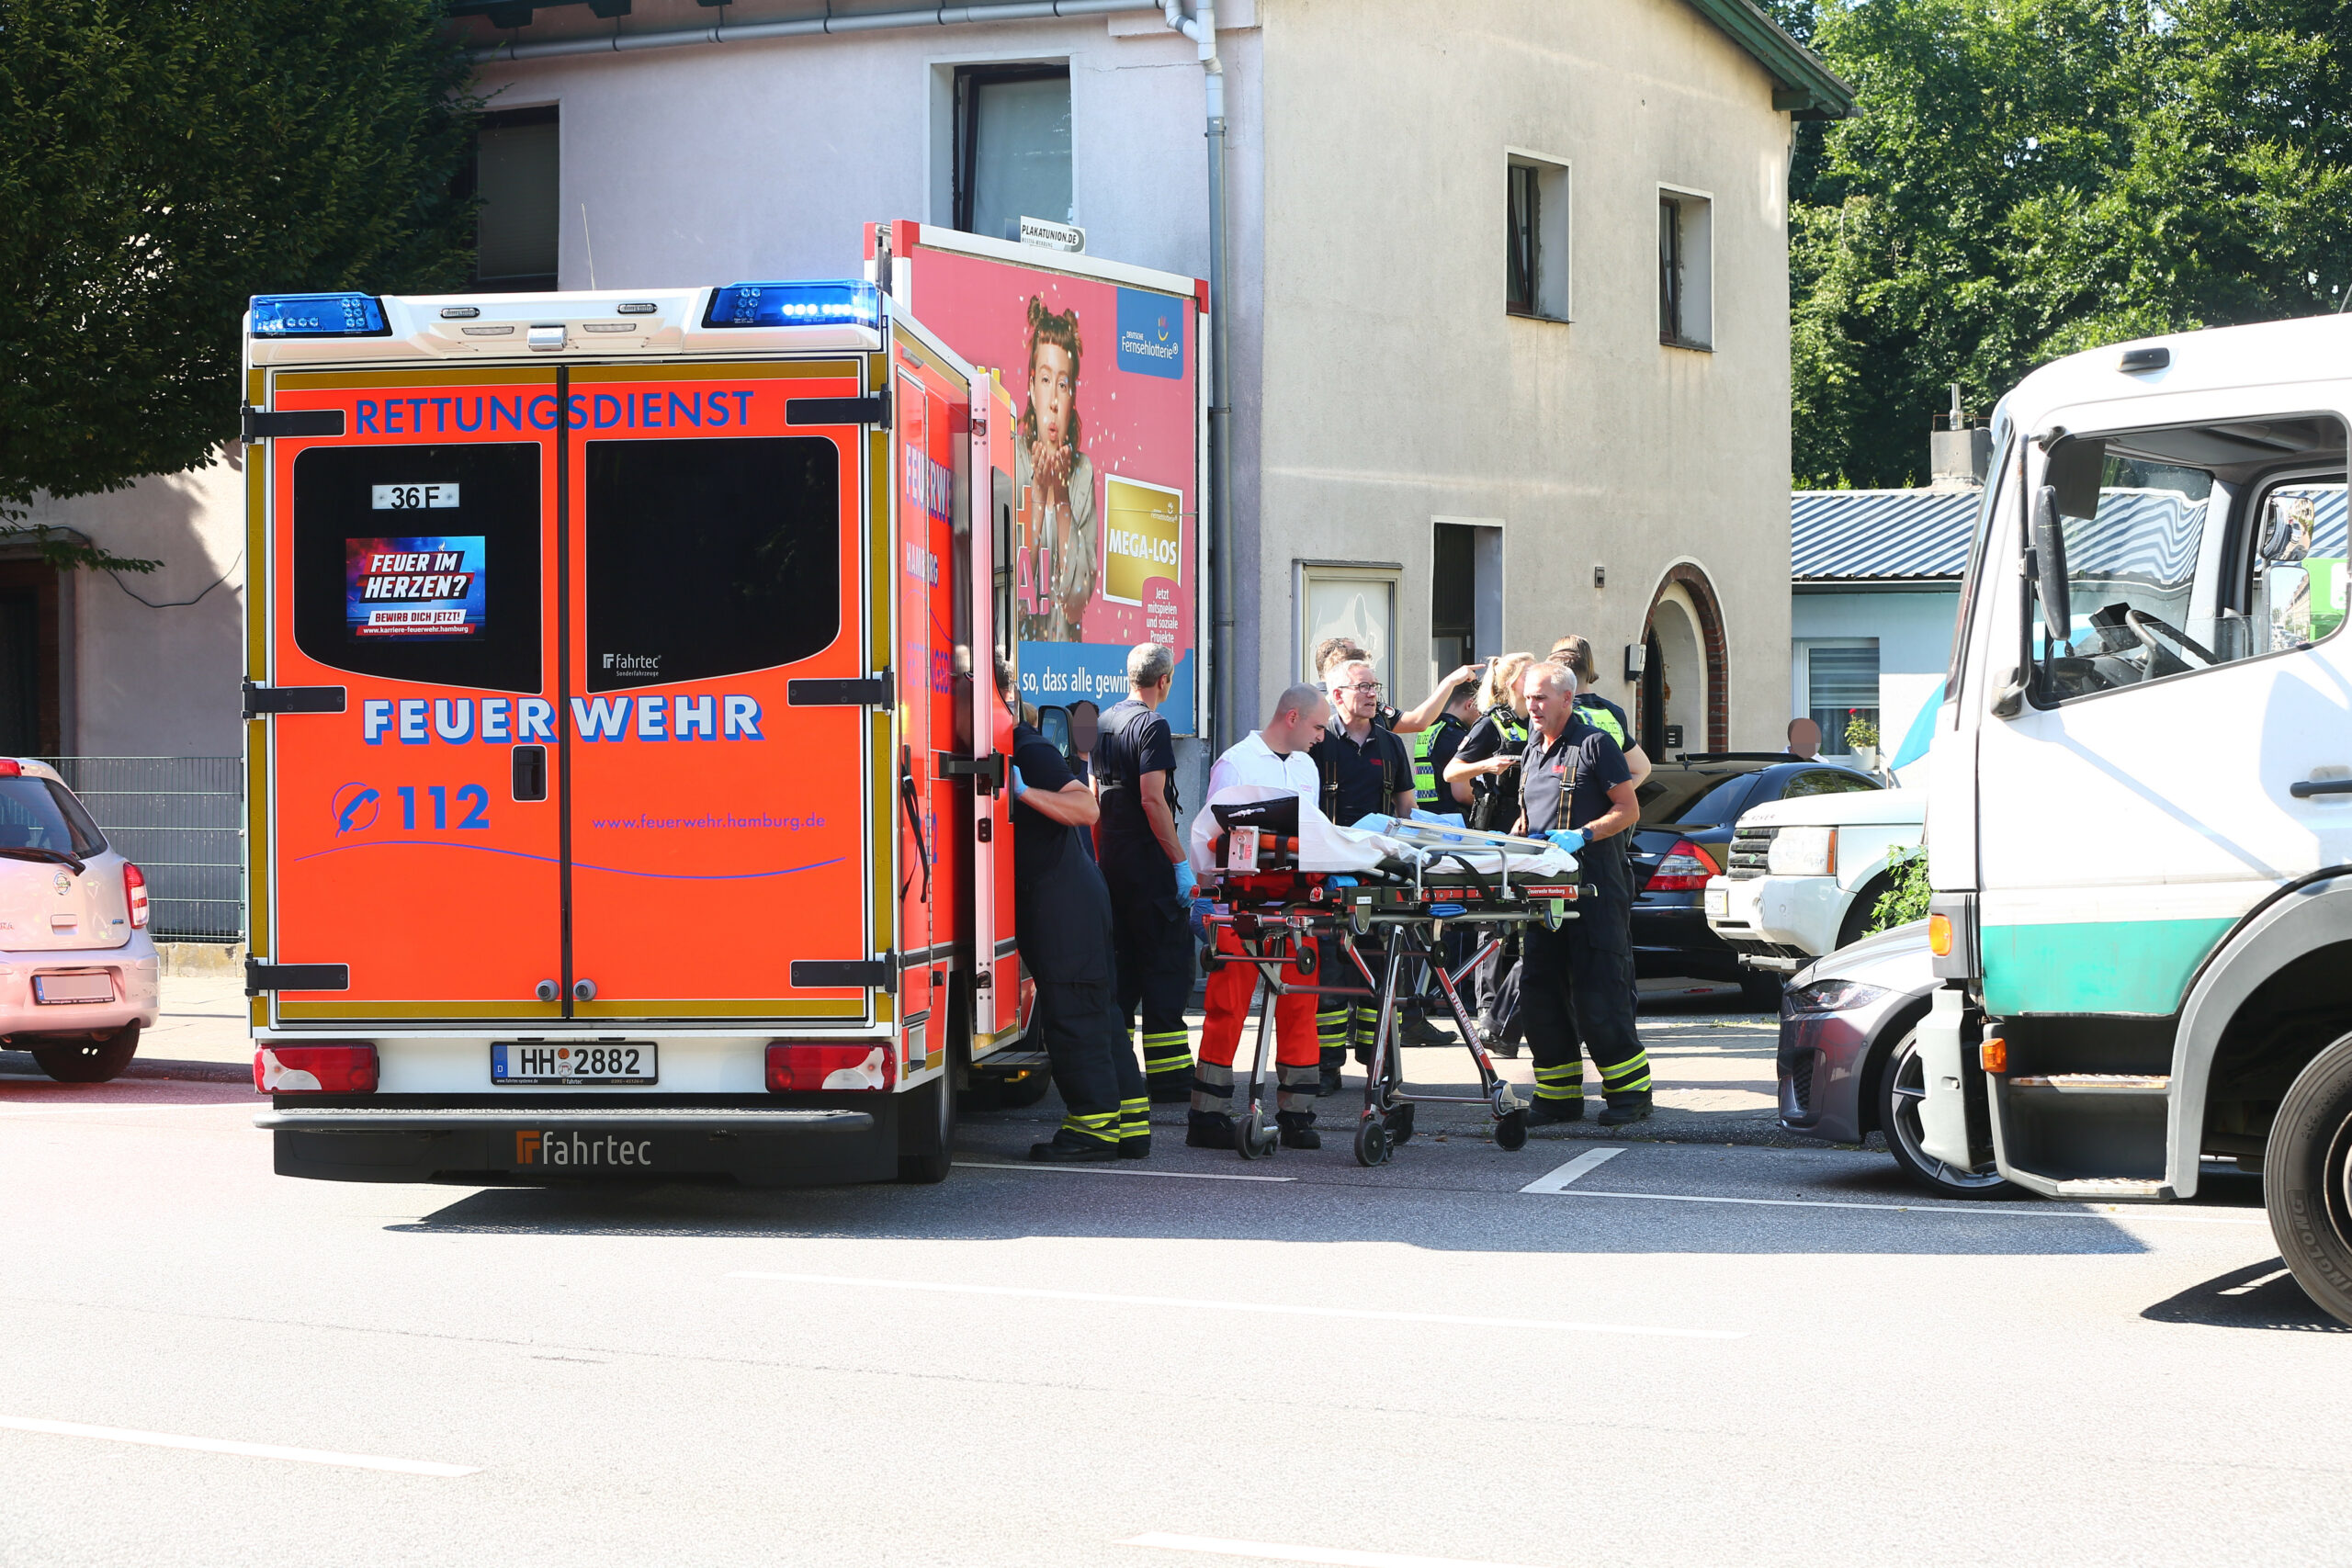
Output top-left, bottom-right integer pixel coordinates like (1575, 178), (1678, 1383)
(1017, 295), (1097, 644)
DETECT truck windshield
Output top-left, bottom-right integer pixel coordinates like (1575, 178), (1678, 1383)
(2030, 415), (2348, 705)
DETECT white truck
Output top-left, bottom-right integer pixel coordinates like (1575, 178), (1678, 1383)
(1705, 788), (1924, 970)
(1913, 314), (2352, 1324)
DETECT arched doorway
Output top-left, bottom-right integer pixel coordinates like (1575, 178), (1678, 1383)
(1639, 564), (1727, 756)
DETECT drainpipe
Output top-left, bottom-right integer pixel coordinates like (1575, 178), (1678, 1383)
(1168, 0), (1235, 751)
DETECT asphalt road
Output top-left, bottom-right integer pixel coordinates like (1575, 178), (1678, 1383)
(3, 1038), (2346, 1568)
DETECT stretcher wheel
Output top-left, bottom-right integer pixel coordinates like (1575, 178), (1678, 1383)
(1354, 1117), (1390, 1168)
(1236, 1109), (1271, 1161)
(1385, 1102), (1415, 1145)
(1295, 942), (1317, 976)
(1495, 1110), (1529, 1151)
(1200, 945), (1216, 973)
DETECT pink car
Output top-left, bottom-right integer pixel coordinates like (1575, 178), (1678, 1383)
(0, 760), (160, 1081)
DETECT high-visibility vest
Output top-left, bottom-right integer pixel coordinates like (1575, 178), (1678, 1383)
(1575, 695), (1626, 747)
(1411, 714), (1469, 810)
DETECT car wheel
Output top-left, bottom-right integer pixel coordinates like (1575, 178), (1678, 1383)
(1879, 1025), (2015, 1198)
(1739, 974), (1784, 1011)
(2264, 1032), (2352, 1327)
(29, 1023), (141, 1085)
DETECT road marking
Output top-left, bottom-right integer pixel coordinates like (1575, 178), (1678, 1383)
(1124, 1532), (1546, 1568)
(1536, 1188), (2271, 1225)
(0, 1416), (479, 1476)
(729, 1272), (1741, 1339)
(1519, 1146), (1624, 1193)
(966, 1161), (1293, 1184)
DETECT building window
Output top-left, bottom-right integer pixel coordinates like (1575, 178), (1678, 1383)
(1296, 561), (1400, 695)
(1505, 155), (1570, 321)
(1658, 187), (1713, 350)
(469, 107), (560, 292)
(953, 65), (1072, 243)
(1800, 640), (1879, 757)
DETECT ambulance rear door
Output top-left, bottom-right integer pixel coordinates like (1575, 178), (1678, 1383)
(258, 368), (566, 1025)
(562, 358), (876, 1024)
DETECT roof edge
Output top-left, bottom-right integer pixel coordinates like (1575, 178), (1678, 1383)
(1682, 0), (1856, 119)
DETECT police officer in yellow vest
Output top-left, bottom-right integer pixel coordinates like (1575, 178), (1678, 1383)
(1410, 678), (1481, 821)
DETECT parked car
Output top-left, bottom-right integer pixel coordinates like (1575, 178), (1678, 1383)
(1704, 784), (1924, 971)
(0, 759), (159, 1082)
(1777, 920), (2013, 1198)
(1628, 754), (1881, 1007)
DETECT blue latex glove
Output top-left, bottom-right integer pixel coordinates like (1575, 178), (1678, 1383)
(1174, 858), (1196, 896)
(1008, 766), (1030, 799)
(1545, 829), (1587, 855)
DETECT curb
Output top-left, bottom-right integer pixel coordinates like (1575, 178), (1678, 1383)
(0, 1050), (250, 1086)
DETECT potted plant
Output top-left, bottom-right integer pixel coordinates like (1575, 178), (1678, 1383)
(1845, 711), (1880, 772)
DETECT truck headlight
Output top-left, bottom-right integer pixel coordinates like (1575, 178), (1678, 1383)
(1767, 825), (1837, 876)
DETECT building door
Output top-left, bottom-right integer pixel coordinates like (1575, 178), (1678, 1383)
(0, 588), (39, 756)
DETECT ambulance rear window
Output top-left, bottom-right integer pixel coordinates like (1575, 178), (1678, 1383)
(583, 436), (841, 692)
(290, 444), (544, 693)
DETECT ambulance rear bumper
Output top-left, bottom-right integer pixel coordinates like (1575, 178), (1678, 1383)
(258, 1102), (896, 1186)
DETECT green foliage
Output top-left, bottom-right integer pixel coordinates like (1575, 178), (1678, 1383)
(0, 0), (479, 568)
(1870, 845), (1932, 933)
(1789, 0), (2352, 488)
(1845, 711), (1879, 750)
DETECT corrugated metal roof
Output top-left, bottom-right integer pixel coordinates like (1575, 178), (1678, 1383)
(1793, 484), (2350, 583)
(1792, 490), (1978, 581)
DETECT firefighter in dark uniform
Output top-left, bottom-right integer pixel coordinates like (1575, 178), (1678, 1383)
(1446, 654), (1538, 1048)
(1307, 658), (1417, 1096)
(999, 660), (1149, 1161)
(1092, 642), (1195, 1102)
(1513, 660), (1655, 1127)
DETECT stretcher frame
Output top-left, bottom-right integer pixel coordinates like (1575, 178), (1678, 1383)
(1200, 858), (1586, 1167)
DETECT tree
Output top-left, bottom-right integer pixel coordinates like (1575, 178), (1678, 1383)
(0, 0), (479, 568)
(1789, 0), (2352, 488)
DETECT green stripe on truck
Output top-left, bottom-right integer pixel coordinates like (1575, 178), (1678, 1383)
(1982, 917), (2234, 1017)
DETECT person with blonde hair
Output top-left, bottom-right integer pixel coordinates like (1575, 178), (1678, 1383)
(1548, 636), (1652, 787)
(1442, 653), (1540, 1049)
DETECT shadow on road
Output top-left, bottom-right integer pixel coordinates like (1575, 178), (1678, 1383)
(2141, 1258), (2352, 1333)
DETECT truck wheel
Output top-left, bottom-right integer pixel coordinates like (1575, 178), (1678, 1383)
(2265, 1032), (2352, 1327)
(29, 1023), (141, 1084)
(897, 1076), (956, 1184)
(1879, 1026), (2015, 1199)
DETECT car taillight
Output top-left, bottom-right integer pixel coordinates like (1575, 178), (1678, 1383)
(122, 863), (149, 929)
(254, 1043), (377, 1094)
(766, 1042), (892, 1092)
(1645, 839), (1718, 892)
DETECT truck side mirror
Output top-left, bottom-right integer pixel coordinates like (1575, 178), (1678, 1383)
(2259, 493), (2314, 564)
(2031, 485), (2072, 655)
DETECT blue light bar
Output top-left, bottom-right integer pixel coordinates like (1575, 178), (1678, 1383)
(703, 280), (881, 331)
(250, 293), (389, 338)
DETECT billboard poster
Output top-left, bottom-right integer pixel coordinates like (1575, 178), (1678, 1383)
(886, 222), (1204, 733)
(345, 536), (488, 640)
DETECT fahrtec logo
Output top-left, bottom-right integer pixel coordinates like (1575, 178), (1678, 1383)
(514, 1130), (652, 1167)
(602, 653), (662, 675)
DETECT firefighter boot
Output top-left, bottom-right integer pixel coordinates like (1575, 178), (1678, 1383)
(1186, 1111), (1238, 1150)
(1031, 1110), (1123, 1162)
(1597, 1092), (1655, 1127)
(1275, 1110), (1321, 1150)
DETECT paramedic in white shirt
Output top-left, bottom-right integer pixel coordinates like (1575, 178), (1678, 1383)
(1188, 683), (1331, 1151)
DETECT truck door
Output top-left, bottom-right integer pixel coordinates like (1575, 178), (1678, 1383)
(262, 370), (566, 1023)
(562, 362), (874, 1021)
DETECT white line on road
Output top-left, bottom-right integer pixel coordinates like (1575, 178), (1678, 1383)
(0, 1416), (479, 1476)
(728, 1272), (1742, 1339)
(1540, 1188), (2271, 1225)
(1519, 1146), (1624, 1193)
(966, 1161), (1293, 1183)
(1124, 1532), (1548, 1568)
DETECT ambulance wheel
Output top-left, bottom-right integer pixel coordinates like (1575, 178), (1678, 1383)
(1237, 1109), (1271, 1161)
(896, 1076), (956, 1184)
(1385, 1102), (1416, 1145)
(29, 1023), (140, 1084)
(1354, 1117), (1389, 1168)
(1495, 1110), (1529, 1151)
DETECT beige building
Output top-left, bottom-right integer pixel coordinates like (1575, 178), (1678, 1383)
(27, 0), (1845, 911)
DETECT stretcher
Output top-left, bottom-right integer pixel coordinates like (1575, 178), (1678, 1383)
(1196, 798), (1588, 1167)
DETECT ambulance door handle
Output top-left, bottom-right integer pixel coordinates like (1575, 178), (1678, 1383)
(243, 682), (345, 719)
(512, 744), (548, 802)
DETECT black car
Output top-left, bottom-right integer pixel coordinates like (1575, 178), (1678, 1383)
(1625, 754), (1880, 1006)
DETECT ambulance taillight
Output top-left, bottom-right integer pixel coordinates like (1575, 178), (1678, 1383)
(123, 862), (149, 929)
(765, 1043), (893, 1093)
(254, 1043), (378, 1095)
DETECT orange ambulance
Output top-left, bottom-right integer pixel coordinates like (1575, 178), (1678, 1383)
(242, 278), (1029, 1184)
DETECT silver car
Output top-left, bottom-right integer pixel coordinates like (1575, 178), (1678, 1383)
(1776, 920), (2013, 1199)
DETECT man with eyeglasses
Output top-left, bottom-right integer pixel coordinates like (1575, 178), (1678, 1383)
(1313, 637), (1483, 739)
(1308, 659), (1417, 1095)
